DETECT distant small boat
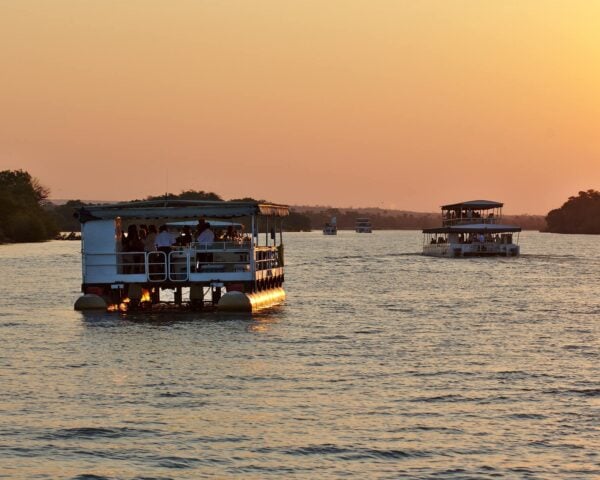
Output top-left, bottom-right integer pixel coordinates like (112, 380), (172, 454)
(323, 216), (337, 235)
(422, 200), (521, 257)
(355, 218), (372, 233)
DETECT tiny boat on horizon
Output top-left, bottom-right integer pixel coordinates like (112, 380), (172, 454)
(422, 200), (521, 257)
(323, 216), (337, 235)
(355, 217), (372, 233)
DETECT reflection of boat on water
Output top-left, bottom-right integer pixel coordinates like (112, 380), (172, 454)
(323, 216), (337, 235)
(422, 200), (521, 257)
(355, 218), (372, 233)
(73, 199), (289, 312)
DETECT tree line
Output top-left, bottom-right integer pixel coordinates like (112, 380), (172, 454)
(0, 170), (312, 243)
(1, 169), (594, 243)
(297, 207), (546, 231)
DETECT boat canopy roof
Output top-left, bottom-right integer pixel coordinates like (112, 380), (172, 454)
(441, 200), (503, 210)
(423, 223), (521, 234)
(76, 199), (289, 223)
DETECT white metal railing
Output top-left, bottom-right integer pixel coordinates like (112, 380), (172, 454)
(254, 246), (281, 270)
(425, 241), (515, 247)
(84, 246), (255, 282)
(423, 232), (519, 246)
(423, 237), (518, 247)
(190, 240), (251, 251)
(442, 217), (500, 226)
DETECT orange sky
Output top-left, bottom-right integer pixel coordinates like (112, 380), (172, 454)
(1, 1), (599, 214)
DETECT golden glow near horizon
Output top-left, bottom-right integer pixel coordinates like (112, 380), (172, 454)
(1, 1), (599, 214)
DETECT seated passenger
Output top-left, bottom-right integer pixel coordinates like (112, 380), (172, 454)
(195, 222), (215, 269)
(197, 222), (215, 245)
(144, 225), (158, 252)
(226, 225), (238, 242)
(156, 225), (175, 253)
(214, 229), (225, 241)
(123, 224), (145, 273)
(176, 225), (193, 247)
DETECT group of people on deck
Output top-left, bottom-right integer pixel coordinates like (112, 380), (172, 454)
(122, 220), (244, 253)
(430, 233), (512, 245)
(444, 210), (495, 223)
(120, 220), (247, 273)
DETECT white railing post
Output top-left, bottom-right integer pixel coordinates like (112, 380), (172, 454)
(250, 215), (256, 288)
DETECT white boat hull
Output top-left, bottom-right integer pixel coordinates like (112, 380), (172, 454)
(423, 242), (519, 257)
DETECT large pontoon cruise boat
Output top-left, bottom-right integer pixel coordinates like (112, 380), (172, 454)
(323, 216), (337, 235)
(74, 199), (288, 312)
(355, 218), (372, 233)
(422, 200), (521, 257)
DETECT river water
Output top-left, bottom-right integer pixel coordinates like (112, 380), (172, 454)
(0, 231), (598, 479)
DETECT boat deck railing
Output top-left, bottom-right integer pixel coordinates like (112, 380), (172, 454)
(425, 240), (516, 247)
(84, 243), (281, 283)
(442, 217), (500, 226)
(424, 235), (517, 247)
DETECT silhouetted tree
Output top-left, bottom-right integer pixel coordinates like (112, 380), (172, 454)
(546, 189), (600, 234)
(146, 190), (222, 201)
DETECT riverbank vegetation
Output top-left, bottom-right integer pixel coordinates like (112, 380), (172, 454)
(545, 190), (600, 234)
(2, 168), (549, 244)
(0, 170), (59, 243)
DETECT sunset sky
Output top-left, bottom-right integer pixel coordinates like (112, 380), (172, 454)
(1, 1), (599, 214)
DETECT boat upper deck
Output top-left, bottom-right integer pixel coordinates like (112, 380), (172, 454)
(423, 223), (521, 234)
(76, 199), (289, 289)
(439, 199), (505, 227)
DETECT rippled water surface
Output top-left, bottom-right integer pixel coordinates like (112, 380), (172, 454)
(1, 231), (599, 479)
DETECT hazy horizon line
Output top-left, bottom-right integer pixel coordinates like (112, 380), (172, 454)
(49, 198), (546, 217)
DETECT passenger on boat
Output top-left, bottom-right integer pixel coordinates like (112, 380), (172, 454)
(144, 225), (157, 252)
(151, 225), (175, 277)
(124, 224), (145, 273)
(176, 225), (193, 247)
(197, 222), (215, 245)
(156, 225), (175, 254)
(144, 225), (159, 276)
(225, 225), (238, 242)
(196, 222), (215, 269)
(214, 229), (225, 241)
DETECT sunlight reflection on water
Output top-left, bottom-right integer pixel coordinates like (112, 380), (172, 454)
(0, 232), (599, 479)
